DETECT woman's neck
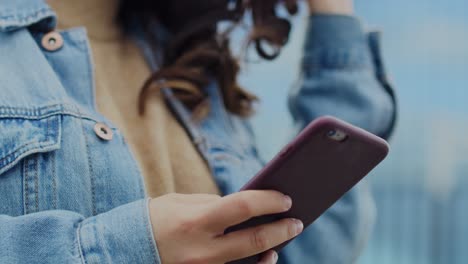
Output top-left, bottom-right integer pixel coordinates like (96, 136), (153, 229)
(47, 0), (123, 41)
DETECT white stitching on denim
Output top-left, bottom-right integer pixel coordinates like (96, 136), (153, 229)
(51, 150), (57, 210)
(80, 27), (98, 110)
(76, 222), (87, 264)
(0, 106), (113, 128)
(0, 7), (52, 28)
(77, 109), (97, 216)
(23, 158), (30, 215)
(0, 104), (75, 116)
(0, 116), (59, 166)
(0, 141), (58, 175)
(0, 141), (49, 166)
(33, 154), (39, 212)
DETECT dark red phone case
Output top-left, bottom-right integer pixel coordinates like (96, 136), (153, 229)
(226, 116), (389, 264)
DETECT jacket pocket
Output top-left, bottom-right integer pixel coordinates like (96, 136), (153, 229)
(0, 108), (61, 175)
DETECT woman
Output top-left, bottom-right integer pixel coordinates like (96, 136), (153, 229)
(0, 0), (396, 263)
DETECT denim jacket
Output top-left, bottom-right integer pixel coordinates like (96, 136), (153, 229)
(0, 0), (396, 263)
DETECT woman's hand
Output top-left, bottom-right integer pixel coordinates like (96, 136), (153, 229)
(149, 191), (303, 264)
(307, 0), (354, 15)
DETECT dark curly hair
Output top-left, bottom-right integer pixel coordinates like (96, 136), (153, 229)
(118, 0), (298, 118)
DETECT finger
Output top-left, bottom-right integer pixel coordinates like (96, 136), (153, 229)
(217, 218), (303, 262)
(183, 193), (221, 203)
(206, 190), (292, 229)
(258, 250), (278, 264)
(170, 193), (221, 204)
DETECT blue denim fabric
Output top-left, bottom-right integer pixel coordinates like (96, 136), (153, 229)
(0, 0), (396, 263)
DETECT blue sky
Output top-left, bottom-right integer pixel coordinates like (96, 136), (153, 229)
(356, 0), (468, 115)
(355, 3), (468, 263)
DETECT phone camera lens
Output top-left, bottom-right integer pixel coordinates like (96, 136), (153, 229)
(327, 130), (337, 137)
(327, 129), (348, 142)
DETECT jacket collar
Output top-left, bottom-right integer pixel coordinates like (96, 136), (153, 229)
(0, 0), (56, 32)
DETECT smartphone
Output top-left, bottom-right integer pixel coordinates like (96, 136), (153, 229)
(226, 116), (389, 264)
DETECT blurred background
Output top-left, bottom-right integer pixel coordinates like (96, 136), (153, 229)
(238, 0), (468, 263)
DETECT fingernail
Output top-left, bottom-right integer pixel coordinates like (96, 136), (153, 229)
(294, 219), (303, 235)
(284, 195), (292, 210)
(272, 251), (278, 262)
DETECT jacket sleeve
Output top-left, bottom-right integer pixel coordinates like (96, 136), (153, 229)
(279, 15), (396, 263)
(0, 199), (161, 264)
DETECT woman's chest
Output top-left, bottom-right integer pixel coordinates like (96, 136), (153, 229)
(0, 28), (264, 217)
(91, 39), (220, 197)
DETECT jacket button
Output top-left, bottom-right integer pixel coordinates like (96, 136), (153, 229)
(41, 31), (64, 51)
(94, 122), (113, 141)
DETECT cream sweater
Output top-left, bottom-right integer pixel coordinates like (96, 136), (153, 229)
(49, 0), (220, 198)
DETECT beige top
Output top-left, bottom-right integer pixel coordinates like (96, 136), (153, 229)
(48, 0), (220, 197)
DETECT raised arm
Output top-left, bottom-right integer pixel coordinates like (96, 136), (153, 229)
(279, 2), (396, 263)
(289, 0), (396, 139)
